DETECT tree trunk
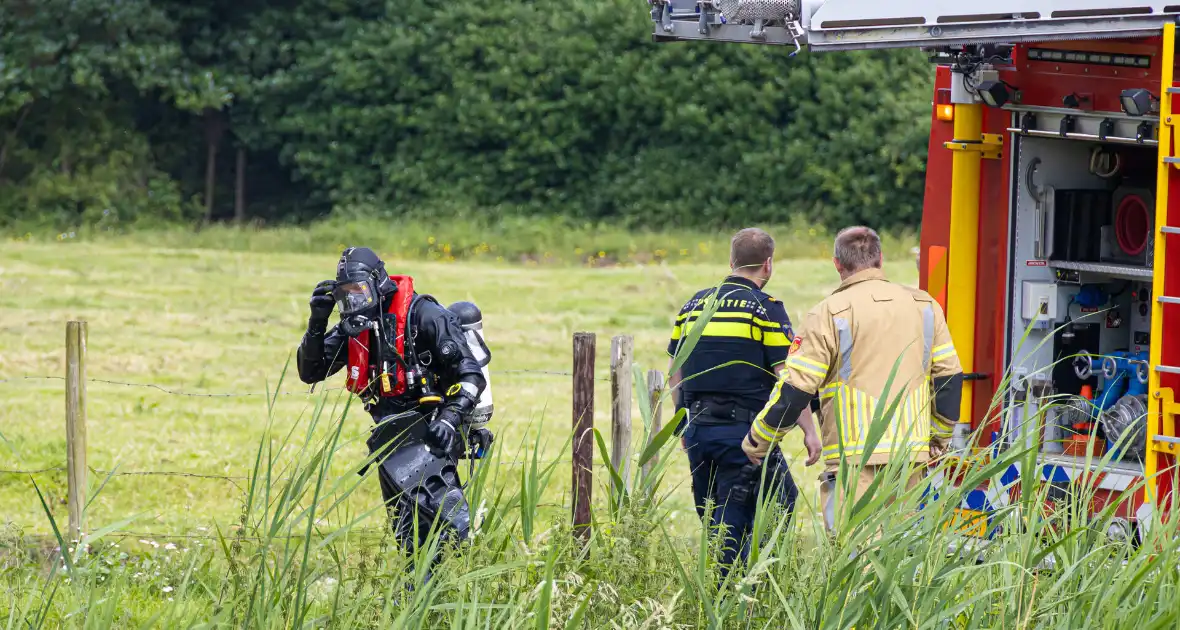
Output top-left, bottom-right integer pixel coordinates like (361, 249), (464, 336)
(204, 141), (217, 223)
(234, 146), (246, 223)
(0, 104), (31, 180)
(203, 109), (224, 223)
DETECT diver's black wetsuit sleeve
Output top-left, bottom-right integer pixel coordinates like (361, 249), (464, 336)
(419, 302), (486, 400)
(296, 320), (348, 384)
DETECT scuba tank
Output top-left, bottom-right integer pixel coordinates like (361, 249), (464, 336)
(447, 301), (494, 430)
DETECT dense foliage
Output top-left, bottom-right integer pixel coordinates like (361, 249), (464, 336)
(0, 0), (934, 232)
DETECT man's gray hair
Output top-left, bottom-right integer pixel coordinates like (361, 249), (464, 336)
(833, 226), (883, 272)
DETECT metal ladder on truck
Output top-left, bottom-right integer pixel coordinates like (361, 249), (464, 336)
(650, 1), (1180, 52)
(1150, 21), (1180, 516)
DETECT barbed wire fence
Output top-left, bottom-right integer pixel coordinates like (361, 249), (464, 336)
(1, 323), (663, 546)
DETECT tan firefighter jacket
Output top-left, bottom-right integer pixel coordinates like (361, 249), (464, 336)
(751, 267), (963, 470)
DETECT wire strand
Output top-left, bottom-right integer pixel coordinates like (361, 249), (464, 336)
(0, 369), (610, 396)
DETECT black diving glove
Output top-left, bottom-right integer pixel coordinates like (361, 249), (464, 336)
(308, 279), (336, 325)
(427, 408), (462, 458)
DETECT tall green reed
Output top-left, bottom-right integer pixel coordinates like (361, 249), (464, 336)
(5, 293), (1180, 628)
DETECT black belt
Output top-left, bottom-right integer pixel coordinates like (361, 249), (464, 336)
(688, 399), (757, 426)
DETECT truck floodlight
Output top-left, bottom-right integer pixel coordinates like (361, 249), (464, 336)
(976, 80), (1009, 108)
(1120, 88), (1156, 117)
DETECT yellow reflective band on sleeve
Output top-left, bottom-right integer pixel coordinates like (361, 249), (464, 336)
(762, 330), (791, 347)
(931, 413), (954, 438)
(754, 380), (780, 426)
(670, 324), (682, 341)
(932, 343), (957, 362)
(751, 418), (785, 443)
(820, 383), (840, 399)
(791, 354), (828, 371)
(786, 355), (828, 378)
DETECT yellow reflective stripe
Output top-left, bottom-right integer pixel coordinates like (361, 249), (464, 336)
(762, 330), (791, 347)
(670, 324), (682, 341)
(677, 310), (754, 324)
(911, 389), (922, 439)
(856, 388), (869, 444)
(820, 383), (840, 399)
(751, 418), (784, 443)
(755, 380), (782, 426)
(791, 355), (828, 371)
(900, 391), (912, 441)
(842, 386), (853, 443)
(835, 387), (845, 442)
(931, 414), (954, 437)
(788, 358), (825, 377)
(752, 316), (783, 329)
(700, 321), (756, 339)
(932, 344), (957, 362)
(821, 441), (928, 458)
(932, 342), (955, 354)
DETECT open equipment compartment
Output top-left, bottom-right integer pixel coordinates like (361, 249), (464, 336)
(1004, 129), (1156, 480)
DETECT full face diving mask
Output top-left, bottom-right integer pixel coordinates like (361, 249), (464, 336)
(333, 276), (379, 337)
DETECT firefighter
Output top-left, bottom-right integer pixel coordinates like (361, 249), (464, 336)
(742, 226), (964, 532)
(667, 228), (823, 578)
(295, 246), (493, 564)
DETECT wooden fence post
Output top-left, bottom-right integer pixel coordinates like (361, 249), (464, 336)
(572, 332), (595, 543)
(643, 370), (665, 480)
(65, 321), (88, 542)
(610, 335), (633, 490)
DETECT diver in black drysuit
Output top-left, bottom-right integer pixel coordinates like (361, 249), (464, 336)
(295, 247), (490, 559)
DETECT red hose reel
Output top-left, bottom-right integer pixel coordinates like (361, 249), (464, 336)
(1114, 193), (1151, 256)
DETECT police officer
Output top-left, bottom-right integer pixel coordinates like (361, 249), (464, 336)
(667, 228), (823, 577)
(295, 247), (492, 562)
(742, 227), (964, 532)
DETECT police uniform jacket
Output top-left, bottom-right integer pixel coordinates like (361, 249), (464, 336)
(668, 276), (793, 427)
(751, 267), (963, 469)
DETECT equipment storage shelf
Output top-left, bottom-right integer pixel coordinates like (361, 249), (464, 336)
(1047, 260), (1153, 282)
(1039, 453), (1144, 477)
(1007, 132), (1157, 482)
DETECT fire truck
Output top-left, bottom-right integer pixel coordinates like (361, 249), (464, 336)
(649, 1), (1180, 542)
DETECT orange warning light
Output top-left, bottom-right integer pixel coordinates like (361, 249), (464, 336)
(937, 104), (955, 121)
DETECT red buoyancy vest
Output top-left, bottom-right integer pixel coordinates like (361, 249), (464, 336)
(346, 275), (415, 397)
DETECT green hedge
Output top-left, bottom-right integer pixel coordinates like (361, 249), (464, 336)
(0, 0), (934, 232)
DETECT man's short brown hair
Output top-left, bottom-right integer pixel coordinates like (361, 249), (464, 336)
(833, 226), (883, 272)
(730, 228), (775, 271)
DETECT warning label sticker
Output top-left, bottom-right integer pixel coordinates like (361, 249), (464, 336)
(1026, 260), (1048, 267)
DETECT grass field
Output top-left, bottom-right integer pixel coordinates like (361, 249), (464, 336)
(0, 236), (916, 539)
(4, 232), (1180, 628)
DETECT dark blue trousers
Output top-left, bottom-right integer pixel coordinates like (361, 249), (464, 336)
(684, 421), (798, 577)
